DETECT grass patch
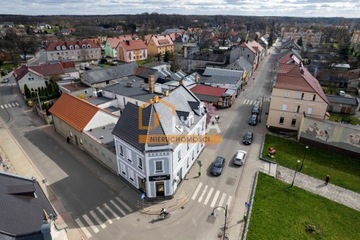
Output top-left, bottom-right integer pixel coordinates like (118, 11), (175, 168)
(262, 134), (360, 193)
(247, 173), (360, 240)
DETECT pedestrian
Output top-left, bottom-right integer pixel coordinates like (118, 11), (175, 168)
(324, 175), (330, 185)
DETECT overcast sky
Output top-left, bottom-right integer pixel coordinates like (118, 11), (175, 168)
(1, 0), (359, 18)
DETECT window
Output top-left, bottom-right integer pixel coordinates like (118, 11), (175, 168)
(127, 149), (132, 162)
(296, 105), (300, 113)
(138, 157), (143, 170)
(284, 91), (289, 98)
(291, 118), (297, 126)
(307, 107), (313, 115)
(192, 150), (194, 160)
(187, 157), (190, 168)
(69, 131), (73, 137)
(120, 162), (126, 175)
(301, 93), (304, 100)
(312, 94), (316, 101)
(119, 144), (123, 156)
(279, 117), (284, 125)
(79, 138), (83, 145)
(178, 150), (181, 161)
(155, 161), (163, 173)
(282, 104), (287, 111)
(128, 169), (134, 182)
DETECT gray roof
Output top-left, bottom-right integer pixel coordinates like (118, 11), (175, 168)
(102, 77), (159, 103)
(0, 172), (56, 239)
(87, 96), (113, 106)
(326, 95), (359, 106)
(112, 85), (203, 152)
(87, 123), (116, 151)
(203, 67), (244, 78)
(201, 75), (241, 86)
(82, 62), (137, 85)
(192, 93), (220, 103)
(170, 70), (187, 81)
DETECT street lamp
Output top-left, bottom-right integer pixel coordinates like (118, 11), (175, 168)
(211, 204), (228, 240)
(290, 160), (301, 187)
(299, 145), (309, 172)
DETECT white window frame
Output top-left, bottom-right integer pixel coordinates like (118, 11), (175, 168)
(155, 161), (164, 173)
(138, 156), (143, 170)
(282, 104), (287, 111)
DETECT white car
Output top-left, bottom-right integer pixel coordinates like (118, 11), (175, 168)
(233, 150), (247, 166)
(1, 78), (9, 83)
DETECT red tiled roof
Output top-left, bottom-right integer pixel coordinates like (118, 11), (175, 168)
(120, 39), (147, 51)
(60, 61), (75, 69)
(46, 40), (100, 51)
(49, 93), (99, 131)
(190, 85), (226, 97)
(29, 63), (64, 76)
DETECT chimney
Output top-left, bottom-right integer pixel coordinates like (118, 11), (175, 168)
(195, 74), (199, 84)
(179, 79), (184, 86)
(164, 90), (169, 96)
(300, 69), (304, 74)
(149, 75), (155, 93)
(153, 95), (160, 103)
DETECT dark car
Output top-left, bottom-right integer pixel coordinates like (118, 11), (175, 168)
(1, 78), (9, 83)
(210, 156), (225, 176)
(251, 103), (260, 115)
(248, 114), (258, 126)
(242, 131), (254, 145)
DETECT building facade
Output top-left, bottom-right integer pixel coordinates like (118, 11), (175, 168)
(46, 40), (101, 61)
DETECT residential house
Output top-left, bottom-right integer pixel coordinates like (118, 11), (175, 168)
(45, 39), (101, 61)
(112, 85), (206, 199)
(0, 172), (66, 239)
(267, 56), (329, 131)
(239, 40), (265, 70)
(0, 49), (12, 62)
(118, 39), (147, 62)
(144, 34), (174, 56)
(58, 81), (93, 99)
(326, 95), (359, 115)
(37, 22), (51, 30)
(105, 34), (139, 59)
(282, 29), (322, 47)
(81, 62), (137, 90)
(189, 84), (236, 108)
(49, 93), (119, 173)
(13, 62), (65, 94)
(226, 56), (254, 84)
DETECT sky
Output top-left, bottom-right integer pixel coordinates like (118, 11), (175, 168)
(1, 0), (360, 18)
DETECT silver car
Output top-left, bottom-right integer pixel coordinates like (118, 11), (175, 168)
(233, 150), (247, 166)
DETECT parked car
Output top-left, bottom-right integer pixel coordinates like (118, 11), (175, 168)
(251, 102), (260, 115)
(242, 131), (254, 145)
(210, 156), (225, 176)
(248, 114), (258, 126)
(233, 150), (247, 166)
(1, 78), (9, 83)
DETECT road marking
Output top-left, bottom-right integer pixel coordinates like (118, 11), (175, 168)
(110, 199), (126, 215)
(15, 102), (19, 106)
(4, 104), (8, 108)
(243, 99), (248, 104)
(227, 196), (233, 209)
(11, 103), (16, 107)
(90, 210), (106, 229)
(115, 197), (133, 212)
(218, 192), (226, 208)
(75, 218), (92, 238)
(83, 214), (99, 233)
(97, 206), (113, 224)
(210, 190), (220, 208)
(191, 182), (203, 200)
(198, 185), (208, 203)
(204, 187), (214, 205)
(0, 105), (3, 109)
(104, 203), (120, 220)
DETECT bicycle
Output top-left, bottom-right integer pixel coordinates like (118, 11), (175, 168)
(157, 212), (171, 220)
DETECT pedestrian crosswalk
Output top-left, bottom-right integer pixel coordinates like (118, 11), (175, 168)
(191, 182), (233, 209)
(0, 102), (20, 110)
(0, 83), (16, 87)
(75, 196), (134, 238)
(243, 99), (260, 106)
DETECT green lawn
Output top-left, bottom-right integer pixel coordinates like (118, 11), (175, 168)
(262, 134), (360, 193)
(247, 173), (360, 240)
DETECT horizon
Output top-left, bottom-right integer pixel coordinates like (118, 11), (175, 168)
(1, 0), (360, 19)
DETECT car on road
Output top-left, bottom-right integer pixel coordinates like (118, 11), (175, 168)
(233, 150), (247, 166)
(210, 156), (225, 176)
(1, 78), (9, 83)
(248, 114), (258, 126)
(252, 102), (260, 115)
(242, 131), (254, 145)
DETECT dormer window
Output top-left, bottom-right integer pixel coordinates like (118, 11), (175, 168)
(56, 46), (61, 50)
(75, 45), (79, 49)
(69, 45), (74, 49)
(82, 44), (86, 49)
(87, 44), (91, 48)
(61, 45), (67, 50)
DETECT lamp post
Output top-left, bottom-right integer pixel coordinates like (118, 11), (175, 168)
(211, 204), (228, 240)
(299, 145), (309, 172)
(290, 160), (301, 187)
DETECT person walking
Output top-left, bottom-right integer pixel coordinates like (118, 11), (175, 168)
(324, 175), (330, 185)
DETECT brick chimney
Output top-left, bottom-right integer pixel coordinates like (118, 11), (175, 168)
(195, 74), (199, 84)
(149, 75), (155, 93)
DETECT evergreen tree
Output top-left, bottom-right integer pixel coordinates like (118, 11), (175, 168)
(24, 84), (31, 99)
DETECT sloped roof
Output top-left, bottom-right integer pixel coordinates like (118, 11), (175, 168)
(190, 84), (227, 97)
(49, 93), (99, 131)
(46, 39), (100, 51)
(203, 67), (243, 78)
(82, 62), (137, 85)
(13, 63), (64, 81)
(326, 95), (359, 106)
(0, 172), (56, 239)
(275, 65), (329, 104)
(119, 39), (147, 51)
(112, 85), (202, 152)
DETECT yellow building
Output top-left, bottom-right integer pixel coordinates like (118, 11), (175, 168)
(144, 34), (174, 56)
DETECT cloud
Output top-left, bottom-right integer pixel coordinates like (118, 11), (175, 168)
(1, 0), (359, 18)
